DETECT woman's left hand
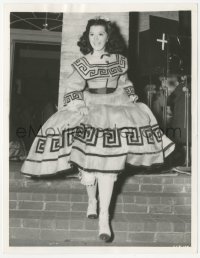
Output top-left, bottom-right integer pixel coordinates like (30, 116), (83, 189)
(130, 94), (138, 103)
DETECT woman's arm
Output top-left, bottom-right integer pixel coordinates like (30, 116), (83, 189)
(118, 73), (138, 103)
(118, 55), (138, 103)
(63, 68), (86, 110)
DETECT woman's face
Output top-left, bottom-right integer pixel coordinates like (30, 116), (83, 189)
(89, 25), (108, 52)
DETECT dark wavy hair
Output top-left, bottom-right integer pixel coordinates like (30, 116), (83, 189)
(77, 18), (127, 56)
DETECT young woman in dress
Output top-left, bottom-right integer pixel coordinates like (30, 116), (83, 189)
(21, 17), (175, 242)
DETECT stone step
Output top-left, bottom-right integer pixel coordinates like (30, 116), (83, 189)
(10, 162), (191, 184)
(10, 186), (191, 199)
(9, 188), (191, 216)
(9, 161), (191, 246)
(10, 165), (191, 184)
(9, 210), (191, 246)
(10, 162), (191, 197)
(10, 173), (191, 194)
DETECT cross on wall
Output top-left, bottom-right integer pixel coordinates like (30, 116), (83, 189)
(156, 33), (168, 51)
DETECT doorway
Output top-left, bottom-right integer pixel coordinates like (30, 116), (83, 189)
(10, 42), (61, 153)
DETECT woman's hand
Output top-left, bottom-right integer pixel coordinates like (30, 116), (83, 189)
(129, 94), (138, 103)
(79, 106), (89, 116)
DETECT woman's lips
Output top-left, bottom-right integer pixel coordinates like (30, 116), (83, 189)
(93, 42), (101, 46)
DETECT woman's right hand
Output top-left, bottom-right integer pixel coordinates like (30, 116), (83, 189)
(79, 106), (89, 116)
(129, 94), (138, 103)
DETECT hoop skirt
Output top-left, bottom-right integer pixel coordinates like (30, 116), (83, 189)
(21, 54), (175, 176)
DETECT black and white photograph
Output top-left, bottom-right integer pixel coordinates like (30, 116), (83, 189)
(3, 3), (198, 253)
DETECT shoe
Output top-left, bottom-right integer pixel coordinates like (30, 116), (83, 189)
(172, 166), (191, 175)
(87, 199), (98, 219)
(99, 212), (111, 242)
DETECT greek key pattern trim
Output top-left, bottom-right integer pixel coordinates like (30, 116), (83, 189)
(74, 124), (98, 146)
(63, 91), (84, 106)
(35, 139), (46, 154)
(35, 124), (163, 153)
(152, 124), (163, 143)
(72, 54), (127, 80)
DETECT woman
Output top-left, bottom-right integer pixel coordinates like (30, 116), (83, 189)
(21, 17), (175, 242)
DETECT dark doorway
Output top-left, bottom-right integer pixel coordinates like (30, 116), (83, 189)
(10, 42), (61, 152)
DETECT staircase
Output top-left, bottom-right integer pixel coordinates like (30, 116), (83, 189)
(9, 161), (191, 246)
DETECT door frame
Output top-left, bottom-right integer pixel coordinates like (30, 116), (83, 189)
(10, 29), (62, 97)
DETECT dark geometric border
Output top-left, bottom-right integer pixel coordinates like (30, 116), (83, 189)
(152, 124), (163, 143)
(120, 127), (144, 146)
(103, 128), (122, 148)
(50, 138), (60, 152)
(141, 126), (155, 144)
(35, 138), (46, 154)
(72, 54), (127, 80)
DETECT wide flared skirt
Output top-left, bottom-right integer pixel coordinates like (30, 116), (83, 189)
(21, 89), (175, 176)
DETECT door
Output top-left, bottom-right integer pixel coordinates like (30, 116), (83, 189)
(10, 42), (61, 152)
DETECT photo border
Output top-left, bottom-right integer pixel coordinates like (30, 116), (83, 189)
(2, 2), (198, 255)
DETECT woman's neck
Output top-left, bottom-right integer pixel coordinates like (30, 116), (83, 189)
(91, 50), (108, 58)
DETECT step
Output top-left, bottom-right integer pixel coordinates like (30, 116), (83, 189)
(10, 163), (191, 195)
(9, 211), (191, 246)
(9, 161), (191, 246)
(9, 188), (191, 216)
(9, 176), (191, 194)
(9, 161), (191, 217)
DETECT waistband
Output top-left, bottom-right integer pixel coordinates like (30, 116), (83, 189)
(84, 87), (133, 106)
(88, 88), (116, 94)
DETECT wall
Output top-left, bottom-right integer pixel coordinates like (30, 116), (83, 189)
(139, 11), (179, 32)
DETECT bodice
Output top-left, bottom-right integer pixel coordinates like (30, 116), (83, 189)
(63, 54), (135, 107)
(72, 54), (128, 90)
